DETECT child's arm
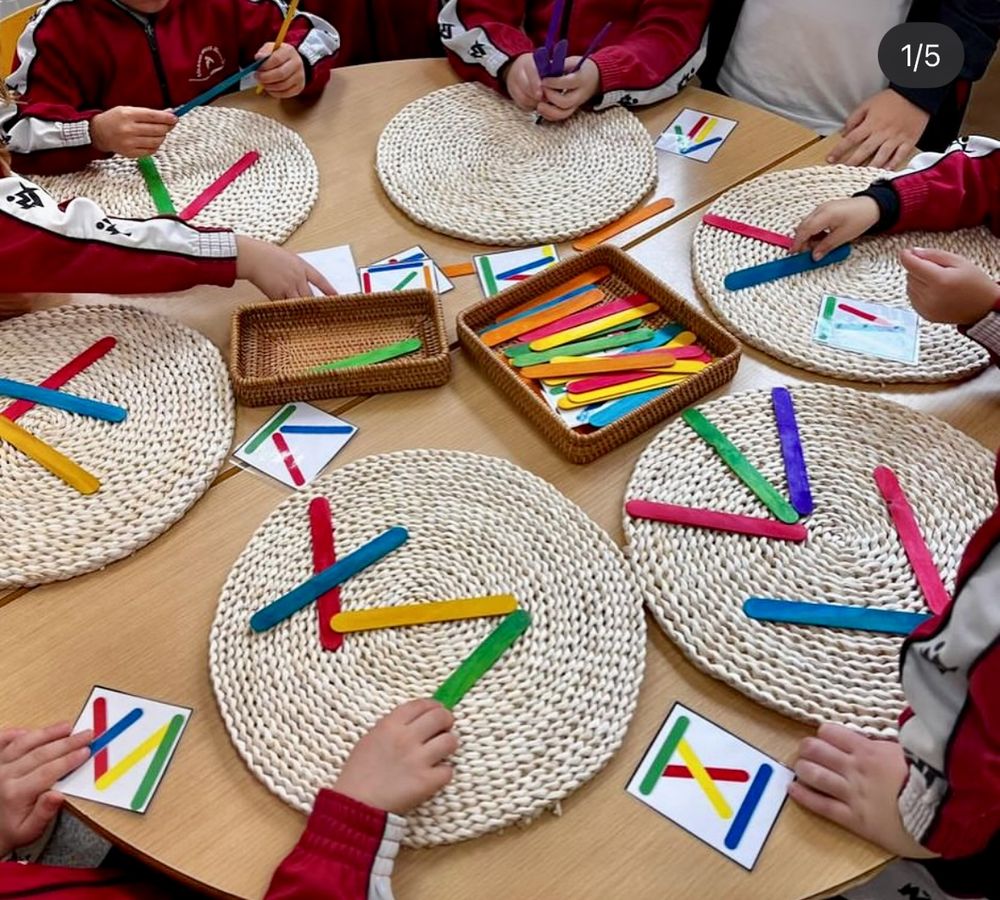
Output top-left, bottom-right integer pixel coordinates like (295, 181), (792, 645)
(438, 0), (535, 94)
(265, 699), (458, 900)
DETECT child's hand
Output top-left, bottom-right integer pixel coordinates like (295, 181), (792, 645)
(255, 43), (307, 99)
(504, 53), (543, 111)
(900, 248), (1000, 324)
(537, 57), (600, 122)
(90, 107), (177, 158)
(792, 197), (881, 260)
(828, 89), (929, 170)
(334, 699), (458, 815)
(0, 723), (93, 859)
(235, 236), (336, 299)
(788, 723), (935, 859)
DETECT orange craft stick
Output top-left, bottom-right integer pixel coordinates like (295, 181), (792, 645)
(483, 289), (604, 348)
(520, 348), (677, 378)
(442, 262), (475, 278)
(572, 198), (676, 252)
(496, 266), (612, 322)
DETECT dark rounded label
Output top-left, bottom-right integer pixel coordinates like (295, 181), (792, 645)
(879, 22), (964, 89)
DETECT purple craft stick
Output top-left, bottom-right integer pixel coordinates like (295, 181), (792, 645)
(551, 38), (568, 76)
(533, 46), (552, 78)
(771, 387), (814, 516)
(571, 21), (612, 72)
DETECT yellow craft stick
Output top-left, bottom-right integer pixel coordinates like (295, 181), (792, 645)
(677, 739), (733, 819)
(95, 723), (168, 790)
(557, 373), (691, 408)
(255, 0), (300, 94)
(666, 331), (698, 349)
(332, 595), (517, 633)
(529, 303), (659, 351)
(0, 415), (100, 495)
(521, 349), (677, 379)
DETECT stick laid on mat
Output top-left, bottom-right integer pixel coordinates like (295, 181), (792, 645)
(0, 378), (126, 423)
(332, 595), (517, 633)
(743, 597), (930, 636)
(310, 338), (422, 373)
(626, 499), (808, 542)
(137, 156), (176, 215)
(309, 497), (342, 652)
(771, 388), (813, 516)
(179, 151), (260, 221)
(0, 415), (100, 495)
(702, 214), (792, 250)
(724, 245), (851, 291)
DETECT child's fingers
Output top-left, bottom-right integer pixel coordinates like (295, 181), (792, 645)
(797, 736), (850, 772)
(786, 780), (853, 828)
(899, 248), (942, 281)
(842, 104), (869, 135)
(541, 87), (577, 111)
(392, 698), (442, 725)
(869, 139), (897, 171)
(791, 209), (833, 253)
(420, 731), (459, 766)
(842, 131), (882, 167)
(537, 102), (573, 121)
(305, 265), (335, 296)
(542, 71), (583, 91)
(255, 41), (276, 60)
(410, 704), (454, 743)
(910, 246), (964, 268)
(133, 109), (178, 126)
(810, 224), (853, 261)
(17, 790), (65, 843)
(793, 758), (849, 801)
(887, 143), (913, 171)
(0, 728), (28, 755)
(0, 724), (72, 764)
(816, 722), (867, 753)
(9, 729), (91, 778)
(19, 745), (91, 794)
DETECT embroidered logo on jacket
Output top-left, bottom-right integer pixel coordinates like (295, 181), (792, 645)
(191, 46), (226, 82)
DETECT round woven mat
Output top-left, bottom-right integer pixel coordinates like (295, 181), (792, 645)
(376, 83), (657, 246)
(624, 385), (995, 734)
(693, 166), (998, 382)
(33, 107), (317, 244)
(210, 450), (646, 846)
(0, 306), (234, 589)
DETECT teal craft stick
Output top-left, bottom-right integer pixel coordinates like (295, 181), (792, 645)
(173, 59), (265, 116)
(509, 329), (655, 366)
(743, 597), (931, 636)
(683, 409), (800, 524)
(137, 156), (176, 215)
(482, 285), (596, 336)
(0, 378), (127, 423)
(309, 338), (422, 374)
(628, 323), (685, 352)
(433, 609), (531, 709)
(639, 714), (689, 795)
(245, 404), (296, 454)
(586, 388), (669, 428)
(724, 244), (851, 291)
(250, 527), (408, 632)
(833, 322), (904, 334)
(392, 271), (419, 291)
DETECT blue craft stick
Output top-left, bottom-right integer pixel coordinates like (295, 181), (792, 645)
(681, 136), (723, 156)
(833, 322), (904, 333)
(89, 707), (143, 756)
(770, 388), (813, 516)
(484, 284), (596, 337)
(0, 378), (127, 423)
(743, 597), (931, 636)
(493, 255), (556, 281)
(725, 244), (851, 291)
(586, 389), (669, 428)
(628, 323), (685, 352)
(363, 258), (428, 275)
(724, 764), (773, 850)
(173, 59), (266, 116)
(250, 527), (408, 633)
(279, 425), (355, 435)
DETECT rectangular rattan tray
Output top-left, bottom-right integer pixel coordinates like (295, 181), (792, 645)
(230, 290), (451, 407)
(457, 246), (741, 464)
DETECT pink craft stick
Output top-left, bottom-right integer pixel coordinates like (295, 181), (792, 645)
(626, 499), (808, 541)
(568, 370), (670, 394)
(517, 295), (652, 343)
(702, 213), (794, 250)
(179, 151), (260, 221)
(309, 497), (342, 652)
(873, 467), (952, 615)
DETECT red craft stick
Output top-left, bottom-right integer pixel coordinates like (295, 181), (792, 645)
(179, 151), (260, 221)
(1, 337), (117, 422)
(568, 370), (675, 394)
(517, 295), (652, 343)
(702, 213), (794, 250)
(664, 765), (750, 783)
(873, 466), (952, 615)
(626, 499), (808, 542)
(271, 431), (305, 486)
(687, 114), (709, 140)
(309, 497), (342, 651)
(92, 696), (109, 781)
(838, 302), (879, 323)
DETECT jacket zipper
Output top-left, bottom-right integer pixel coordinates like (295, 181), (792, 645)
(107, 0), (172, 108)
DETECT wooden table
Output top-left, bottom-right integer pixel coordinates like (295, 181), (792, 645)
(7, 61), (994, 900)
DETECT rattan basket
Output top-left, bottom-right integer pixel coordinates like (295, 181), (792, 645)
(230, 291), (451, 407)
(457, 247), (741, 464)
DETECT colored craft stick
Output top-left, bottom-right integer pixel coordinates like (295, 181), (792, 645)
(530, 302), (659, 351)
(364, 258), (428, 274)
(693, 117), (717, 143)
(483, 289), (604, 347)
(494, 254), (557, 281)
(443, 262), (475, 278)
(129, 714), (185, 811)
(255, 0), (299, 93)
(626, 499), (808, 542)
(506, 317), (645, 357)
(179, 151), (260, 220)
(173, 59), (265, 116)
(724, 244), (851, 291)
(629, 324), (685, 352)
(96, 723), (169, 791)
(687, 114), (709, 140)
(566, 360), (706, 393)
(682, 136), (722, 156)
(0, 416), (100, 495)
(743, 597), (931, 635)
(508, 328), (654, 365)
(280, 425), (354, 435)
(571, 20), (612, 72)
(479, 255), (500, 297)
(331, 595), (517, 633)
(2, 337), (116, 423)
(486, 285), (597, 336)
(0, 378), (126, 423)
(702, 214), (793, 250)
(250, 527), (408, 632)
(538, 0), (566, 76)
(678, 739), (732, 818)
(497, 267), (611, 321)
(92, 697), (109, 781)
(771, 388), (814, 517)
(683, 409), (799, 524)
(874, 466), (952, 615)
(640, 715), (689, 795)
(245, 404), (296, 454)
(519, 295), (653, 345)
(837, 302), (880, 323)
(558, 374), (688, 408)
(393, 271), (419, 291)
(673, 125), (683, 138)
(433, 609), (530, 709)
(834, 322), (903, 333)
(586, 389), (668, 428)
(271, 432), (305, 487)
(724, 764), (773, 850)
(572, 198), (676, 252)
(310, 497), (342, 652)
(521, 348), (677, 379)
(664, 765), (750, 783)
(89, 707), (143, 756)
(137, 156), (176, 215)
(310, 338), (422, 373)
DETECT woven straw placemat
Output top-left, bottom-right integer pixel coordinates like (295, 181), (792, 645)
(624, 385), (995, 734)
(377, 83), (657, 246)
(693, 166), (998, 383)
(0, 306), (234, 588)
(33, 107), (317, 244)
(210, 450), (646, 846)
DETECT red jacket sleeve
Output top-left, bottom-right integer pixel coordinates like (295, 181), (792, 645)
(0, 862), (173, 898)
(265, 790), (406, 900)
(438, 0), (534, 92)
(0, 175), (237, 294)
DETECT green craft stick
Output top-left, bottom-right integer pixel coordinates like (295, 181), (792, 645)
(821, 295), (837, 322)
(137, 156), (176, 215)
(682, 408), (800, 524)
(129, 714), (185, 811)
(505, 318), (644, 357)
(245, 404), (296, 454)
(433, 609), (530, 709)
(479, 255), (500, 297)
(639, 714), (689, 795)
(393, 270), (419, 291)
(508, 328), (655, 366)
(310, 338), (422, 374)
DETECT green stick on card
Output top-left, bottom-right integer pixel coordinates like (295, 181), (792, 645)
(310, 338), (422, 374)
(639, 714), (689, 795)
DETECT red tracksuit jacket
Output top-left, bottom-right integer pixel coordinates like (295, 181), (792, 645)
(0, 790), (404, 898)
(438, 0), (711, 111)
(2, 0), (340, 175)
